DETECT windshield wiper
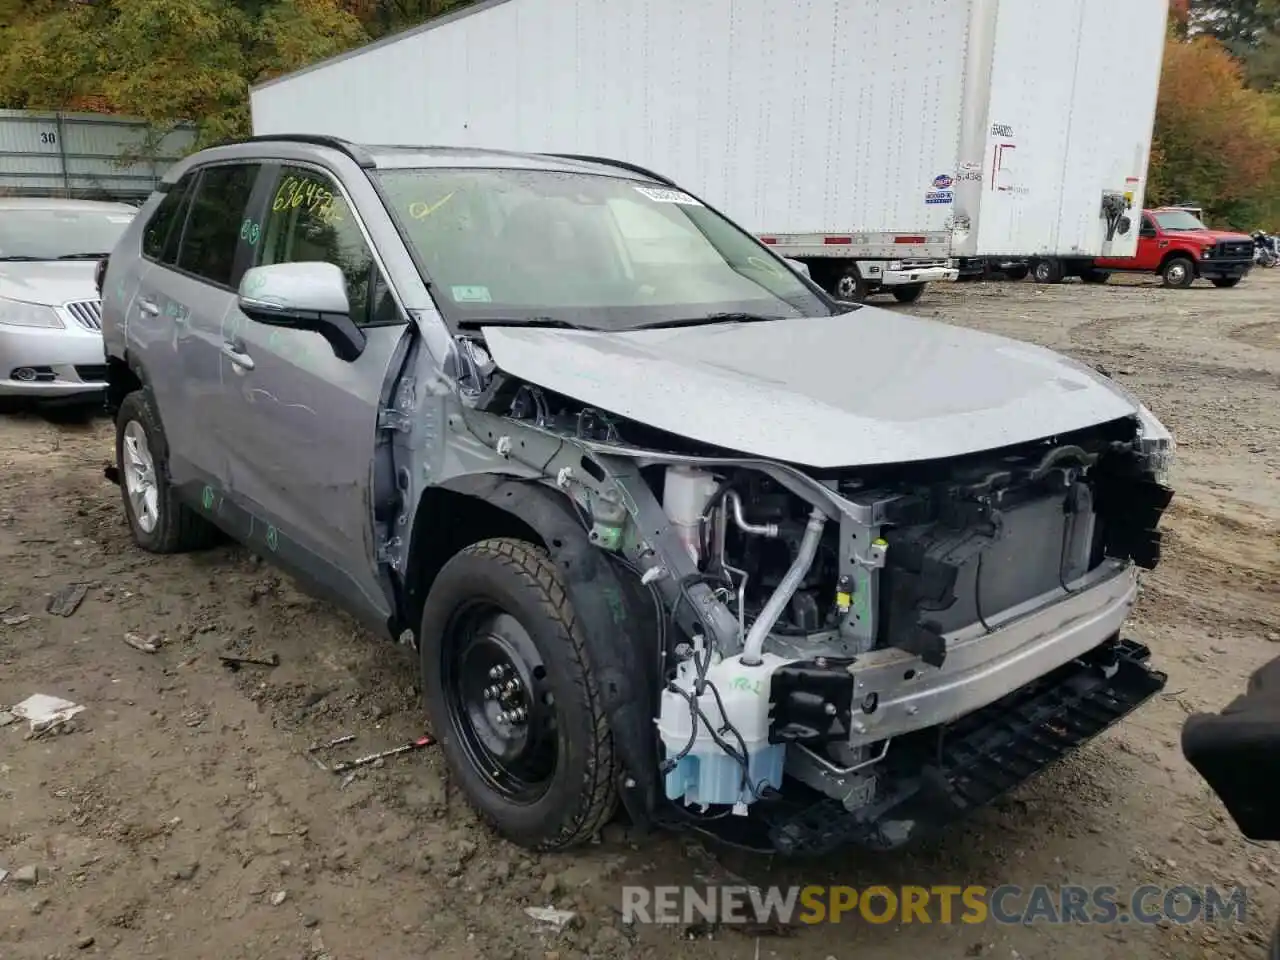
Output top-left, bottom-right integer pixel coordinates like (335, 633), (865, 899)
(635, 312), (786, 330)
(56, 253), (111, 260)
(457, 316), (579, 331)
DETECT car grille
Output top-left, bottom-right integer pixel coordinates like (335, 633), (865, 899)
(1214, 240), (1253, 260)
(64, 299), (103, 331)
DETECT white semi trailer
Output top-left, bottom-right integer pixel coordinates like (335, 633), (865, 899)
(250, 0), (1168, 303)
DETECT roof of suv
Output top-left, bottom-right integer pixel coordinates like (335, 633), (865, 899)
(170, 135), (671, 185)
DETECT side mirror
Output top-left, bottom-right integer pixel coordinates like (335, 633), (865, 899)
(238, 262), (366, 362)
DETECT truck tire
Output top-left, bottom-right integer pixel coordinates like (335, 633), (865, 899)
(1161, 256), (1196, 288)
(1080, 269), (1111, 284)
(891, 283), (926, 304)
(1211, 277), (1242, 288)
(419, 538), (617, 850)
(1031, 258), (1064, 284)
(114, 390), (220, 553)
(831, 264), (869, 302)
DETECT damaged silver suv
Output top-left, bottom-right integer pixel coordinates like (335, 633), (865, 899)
(100, 136), (1174, 853)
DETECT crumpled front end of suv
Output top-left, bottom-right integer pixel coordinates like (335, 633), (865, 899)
(418, 311), (1174, 855)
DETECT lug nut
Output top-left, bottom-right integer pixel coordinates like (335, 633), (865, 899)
(510, 707), (527, 722)
(503, 679), (521, 694)
(496, 711), (509, 724)
(489, 665), (506, 680)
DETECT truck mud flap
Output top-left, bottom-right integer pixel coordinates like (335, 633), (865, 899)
(765, 637), (1166, 856)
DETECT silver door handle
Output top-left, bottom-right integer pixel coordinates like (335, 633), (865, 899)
(220, 341), (255, 370)
(139, 299), (160, 317)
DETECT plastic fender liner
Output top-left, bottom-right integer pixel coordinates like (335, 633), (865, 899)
(439, 474), (661, 828)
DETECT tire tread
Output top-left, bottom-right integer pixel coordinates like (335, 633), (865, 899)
(445, 537), (616, 849)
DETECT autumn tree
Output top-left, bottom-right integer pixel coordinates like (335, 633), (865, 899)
(0, 0), (368, 146)
(1148, 34), (1280, 228)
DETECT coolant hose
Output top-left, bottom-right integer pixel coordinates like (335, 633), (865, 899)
(740, 507), (826, 665)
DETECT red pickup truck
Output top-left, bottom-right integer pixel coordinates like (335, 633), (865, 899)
(1030, 207), (1254, 289)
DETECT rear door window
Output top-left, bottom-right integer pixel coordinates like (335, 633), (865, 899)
(142, 171), (196, 264)
(176, 163), (261, 288)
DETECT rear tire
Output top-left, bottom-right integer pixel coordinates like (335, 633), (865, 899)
(1161, 256), (1196, 288)
(419, 538), (617, 850)
(1081, 269), (1111, 284)
(891, 283), (926, 304)
(1211, 277), (1242, 288)
(1031, 258), (1064, 284)
(115, 391), (219, 553)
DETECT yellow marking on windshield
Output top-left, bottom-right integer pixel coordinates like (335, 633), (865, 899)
(408, 192), (456, 220)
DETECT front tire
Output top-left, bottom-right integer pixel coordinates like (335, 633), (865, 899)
(419, 538), (617, 850)
(1211, 277), (1242, 288)
(891, 283), (926, 304)
(1081, 269), (1111, 284)
(115, 391), (218, 553)
(830, 264), (869, 302)
(1161, 256), (1196, 288)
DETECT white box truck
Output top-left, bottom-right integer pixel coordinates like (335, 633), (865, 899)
(250, 0), (1167, 303)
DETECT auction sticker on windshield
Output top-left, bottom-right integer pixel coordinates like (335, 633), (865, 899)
(452, 285), (492, 303)
(634, 186), (703, 206)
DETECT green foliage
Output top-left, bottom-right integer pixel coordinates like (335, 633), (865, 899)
(0, 0), (367, 147)
(1149, 35), (1280, 229)
(1188, 0), (1280, 89)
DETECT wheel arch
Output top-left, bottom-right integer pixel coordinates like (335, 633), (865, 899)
(105, 352), (145, 418)
(403, 475), (661, 827)
(1158, 248), (1197, 276)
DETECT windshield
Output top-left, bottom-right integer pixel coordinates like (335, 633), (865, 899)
(1153, 210), (1208, 232)
(0, 206), (135, 260)
(374, 168), (835, 330)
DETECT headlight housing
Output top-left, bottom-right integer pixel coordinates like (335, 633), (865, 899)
(1200, 246), (1215, 259)
(0, 297), (64, 329)
(1136, 402), (1175, 486)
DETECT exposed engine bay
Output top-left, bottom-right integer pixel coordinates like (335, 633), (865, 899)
(457, 349), (1174, 851)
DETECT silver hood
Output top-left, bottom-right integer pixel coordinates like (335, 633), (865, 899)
(480, 306), (1142, 468)
(0, 261), (98, 307)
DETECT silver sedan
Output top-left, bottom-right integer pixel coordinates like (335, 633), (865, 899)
(0, 197), (137, 401)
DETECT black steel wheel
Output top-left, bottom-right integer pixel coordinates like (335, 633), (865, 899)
(419, 538), (616, 849)
(440, 601), (558, 803)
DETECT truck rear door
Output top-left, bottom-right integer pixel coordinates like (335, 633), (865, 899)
(964, 0), (1167, 259)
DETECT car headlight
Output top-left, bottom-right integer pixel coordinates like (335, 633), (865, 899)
(1200, 246), (1214, 259)
(1136, 402), (1175, 486)
(0, 297), (64, 329)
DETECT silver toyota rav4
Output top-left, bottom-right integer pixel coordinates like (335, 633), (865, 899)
(101, 135), (1174, 854)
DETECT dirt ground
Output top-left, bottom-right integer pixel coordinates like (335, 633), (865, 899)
(2, 271), (1278, 960)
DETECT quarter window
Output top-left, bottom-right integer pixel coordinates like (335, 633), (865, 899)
(257, 166), (394, 326)
(142, 171), (196, 264)
(176, 164), (260, 287)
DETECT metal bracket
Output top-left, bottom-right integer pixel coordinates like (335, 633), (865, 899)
(839, 516), (885, 654)
(375, 536), (403, 569)
(378, 408), (412, 432)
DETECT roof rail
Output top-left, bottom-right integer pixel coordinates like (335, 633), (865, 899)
(245, 134), (376, 169)
(543, 153), (675, 186)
